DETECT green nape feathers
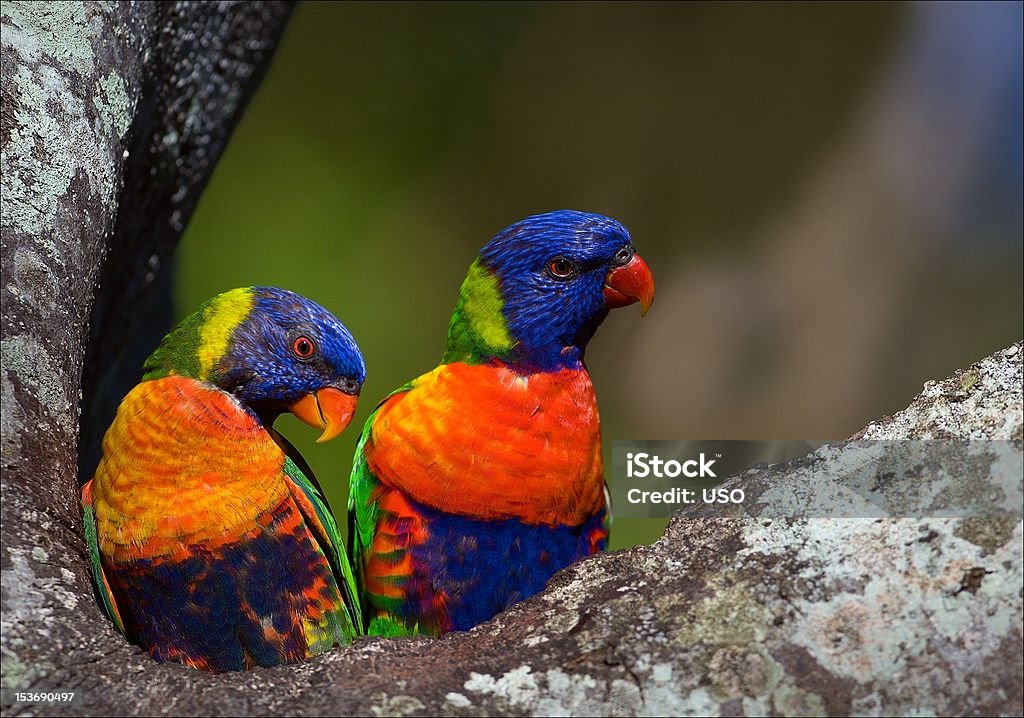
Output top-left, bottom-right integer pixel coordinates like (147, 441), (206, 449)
(142, 288), (255, 381)
(441, 259), (514, 364)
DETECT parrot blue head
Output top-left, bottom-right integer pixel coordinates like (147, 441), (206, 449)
(144, 286), (365, 441)
(217, 287), (365, 401)
(443, 210), (655, 371)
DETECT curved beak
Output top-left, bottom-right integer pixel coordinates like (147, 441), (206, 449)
(603, 253), (655, 315)
(289, 386), (359, 443)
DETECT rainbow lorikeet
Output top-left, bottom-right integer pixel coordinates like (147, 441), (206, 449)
(349, 210), (655, 636)
(81, 287), (365, 671)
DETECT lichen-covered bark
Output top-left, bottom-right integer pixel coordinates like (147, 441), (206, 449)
(0, 0), (291, 707)
(2, 3), (1021, 716)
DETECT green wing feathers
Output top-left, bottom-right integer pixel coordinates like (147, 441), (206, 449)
(81, 481), (125, 634)
(347, 397), (433, 637)
(282, 457), (363, 638)
(346, 385), (414, 601)
(347, 420), (378, 606)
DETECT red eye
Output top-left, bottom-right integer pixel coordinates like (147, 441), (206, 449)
(547, 257), (576, 278)
(292, 336), (315, 359)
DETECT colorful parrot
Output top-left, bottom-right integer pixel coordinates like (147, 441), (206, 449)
(81, 287), (365, 671)
(349, 210), (655, 636)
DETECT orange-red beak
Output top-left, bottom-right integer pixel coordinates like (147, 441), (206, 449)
(603, 253), (655, 315)
(289, 387), (359, 443)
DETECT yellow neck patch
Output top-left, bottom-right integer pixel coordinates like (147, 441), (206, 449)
(197, 288), (255, 380)
(442, 259), (514, 363)
(461, 259), (513, 351)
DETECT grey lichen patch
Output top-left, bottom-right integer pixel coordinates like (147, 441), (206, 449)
(541, 559), (614, 613)
(738, 514), (1023, 695)
(605, 679), (643, 714)
(0, 335), (71, 432)
(538, 558), (617, 635)
(2, 66), (73, 239)
(463, 666), (537, 712)
(367, 692), (426, 717)
(93, 71), (133, 139)
(2, 6), (127, 249)
(535, 669), (606, 716)
(463, 665), (618, 716)
(1, 62), (118, 257)
(857, 342), (1022, 441)
(0, 547), (68, 690)
(736, 436), (1023, 522)
(543, 607), (581, 636)
(0, 371), (25, 464)
(770, 679), (828, 717)
(1, 1), (93, 76)
(921, 441), (1023, 518)
(746, 445), (888, 519)
(442, 692), (473, 710)
(639, 684), (718, 718)
(8, 247), (59, 314)
(0, 651), (32, 693)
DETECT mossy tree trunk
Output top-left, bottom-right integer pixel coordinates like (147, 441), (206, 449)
(1, 0), (292, 706)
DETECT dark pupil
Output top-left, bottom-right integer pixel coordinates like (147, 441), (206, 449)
(296, 339), (311, 356)
(553, 260), (571, 275)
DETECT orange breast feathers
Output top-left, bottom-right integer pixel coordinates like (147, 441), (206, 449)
(365, 362), (606, 526)
(90, 375), (289, 563)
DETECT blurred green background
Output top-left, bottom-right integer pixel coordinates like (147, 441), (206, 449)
(176, 2), (1023, 549)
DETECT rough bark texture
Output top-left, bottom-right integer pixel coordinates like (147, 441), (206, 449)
(1, 0), (291, 708)
(2, 3), (1022, 717)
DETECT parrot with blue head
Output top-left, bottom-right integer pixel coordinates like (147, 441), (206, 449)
(349, 210), (655, 636)
(82, 286), (365, 671)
